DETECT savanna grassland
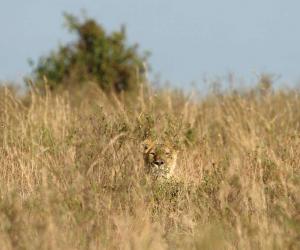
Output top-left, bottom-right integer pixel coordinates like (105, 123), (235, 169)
(0, 81), (299, 250)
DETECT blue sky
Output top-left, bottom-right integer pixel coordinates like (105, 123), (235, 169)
(1, 0), (300, 88)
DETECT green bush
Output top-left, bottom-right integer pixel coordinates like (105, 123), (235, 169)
(31, 13), (149, 93)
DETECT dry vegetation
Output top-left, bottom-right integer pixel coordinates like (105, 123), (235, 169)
(0, 82), (299, 249)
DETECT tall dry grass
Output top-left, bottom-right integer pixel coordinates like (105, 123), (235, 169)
(0, 82), (299, 249)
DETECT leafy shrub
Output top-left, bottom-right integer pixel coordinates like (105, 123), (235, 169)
(31, 13), (149, 93)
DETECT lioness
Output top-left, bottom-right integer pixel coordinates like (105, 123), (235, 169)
(142, 139), (178, 180)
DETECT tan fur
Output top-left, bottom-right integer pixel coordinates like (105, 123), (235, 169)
(142, 139), (178, 180)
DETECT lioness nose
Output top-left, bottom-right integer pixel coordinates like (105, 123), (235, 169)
(154, 160), (164, 166)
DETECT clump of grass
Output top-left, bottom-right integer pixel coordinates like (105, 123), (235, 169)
(0, 83), (299, 249)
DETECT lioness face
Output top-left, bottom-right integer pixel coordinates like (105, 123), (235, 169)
(142, 139), (178, 180)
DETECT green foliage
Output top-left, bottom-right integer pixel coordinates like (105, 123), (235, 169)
(31, 13), (148, 93)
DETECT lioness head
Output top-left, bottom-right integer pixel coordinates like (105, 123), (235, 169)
(142, 139), (178, 180)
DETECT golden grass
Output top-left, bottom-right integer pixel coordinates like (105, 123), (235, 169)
(0, 83), (299, 249)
